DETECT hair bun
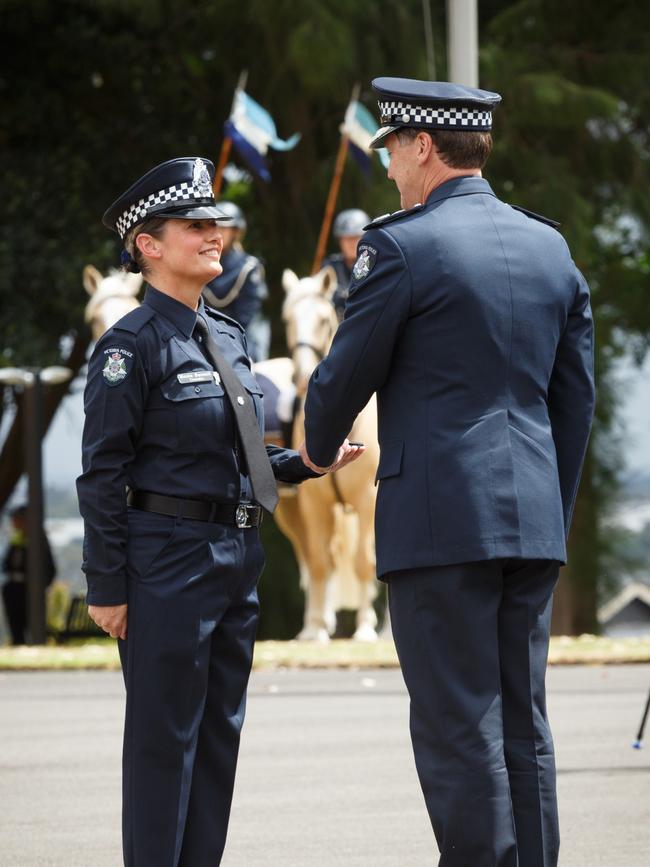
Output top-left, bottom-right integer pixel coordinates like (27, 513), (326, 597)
(120, 249), (141, 274)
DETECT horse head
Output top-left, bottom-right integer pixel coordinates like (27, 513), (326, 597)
(282, 266), (339, 396)
(83, 264), (143, 341)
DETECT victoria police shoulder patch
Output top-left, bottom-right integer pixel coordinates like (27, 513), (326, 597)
(101, 346), (133, 386)
(351, 245), (377, 282)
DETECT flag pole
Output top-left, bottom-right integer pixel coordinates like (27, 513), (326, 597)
(311, 83), (361, 275)
(213, 69), (248, 197)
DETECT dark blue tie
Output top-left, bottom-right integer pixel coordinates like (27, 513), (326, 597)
(194, 316), (279, 512)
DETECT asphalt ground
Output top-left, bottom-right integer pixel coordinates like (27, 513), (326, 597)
(1, 665), (649, 866)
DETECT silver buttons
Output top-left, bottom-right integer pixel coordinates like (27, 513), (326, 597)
(237, 396), (245, 405)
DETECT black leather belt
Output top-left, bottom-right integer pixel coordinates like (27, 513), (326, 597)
(127, 490), (263, 528)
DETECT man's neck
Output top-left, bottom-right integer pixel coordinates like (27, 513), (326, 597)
(421, 166), (482, 204)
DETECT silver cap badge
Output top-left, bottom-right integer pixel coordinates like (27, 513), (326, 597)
(192, 158), (212, 197)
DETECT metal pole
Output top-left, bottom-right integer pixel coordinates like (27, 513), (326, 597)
(23, 372), (47, 644)
(633, 688), (650, 748)
(446, 0), (478, 87)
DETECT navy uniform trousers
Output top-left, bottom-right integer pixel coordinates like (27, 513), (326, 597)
(388, 559), (560, 867)
(118, 507), (264, 867)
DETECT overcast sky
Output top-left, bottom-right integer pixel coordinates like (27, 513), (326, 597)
(40, 352), (650, 493)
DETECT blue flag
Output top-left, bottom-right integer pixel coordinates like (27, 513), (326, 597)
(226, 90), (301, 181)
(340, 100), (390, 172)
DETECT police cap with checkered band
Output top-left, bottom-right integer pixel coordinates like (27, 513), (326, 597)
(368, 78), (501, 149)
(102, 157), (231, 239)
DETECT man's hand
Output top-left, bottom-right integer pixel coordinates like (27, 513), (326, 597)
(88, 604), (128, 640)
(299, 439), (366, 475)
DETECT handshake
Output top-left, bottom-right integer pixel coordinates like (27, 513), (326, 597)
(298, 439), (365, 475)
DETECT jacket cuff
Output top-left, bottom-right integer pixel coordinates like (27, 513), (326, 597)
(85, 573), (128, 606)
(278, 451), (323, 483)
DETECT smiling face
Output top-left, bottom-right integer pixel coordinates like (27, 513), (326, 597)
(136, 218), (224, 284)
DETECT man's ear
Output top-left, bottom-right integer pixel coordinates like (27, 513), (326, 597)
(416, 130), (434, 163)
(136, 232), (162, 260)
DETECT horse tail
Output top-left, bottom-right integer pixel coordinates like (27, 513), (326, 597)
(329, 503), (360, 610)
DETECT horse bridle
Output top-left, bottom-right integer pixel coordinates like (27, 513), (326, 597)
(289, 340), (326, 362)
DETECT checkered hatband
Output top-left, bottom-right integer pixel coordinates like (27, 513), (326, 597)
(378, 100), (492, 131)
(115, 182), (212, 238)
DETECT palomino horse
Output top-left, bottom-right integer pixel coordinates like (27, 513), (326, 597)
(282, 267), (380, 642)
(83, 265), (142, 340)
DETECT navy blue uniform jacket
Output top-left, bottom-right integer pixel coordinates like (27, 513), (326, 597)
(305, 177), (595, 578)
(77, 287), (312, 606)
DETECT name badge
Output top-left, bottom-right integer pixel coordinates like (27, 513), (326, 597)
(177, 370), (221, 385)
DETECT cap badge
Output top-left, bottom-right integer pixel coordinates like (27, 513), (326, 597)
(193, 158), (212, 197)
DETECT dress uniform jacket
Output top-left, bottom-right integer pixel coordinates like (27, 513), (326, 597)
(305, 176), (595, 577)
(77, 285), (311, 606)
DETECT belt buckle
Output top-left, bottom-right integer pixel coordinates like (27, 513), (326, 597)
(236, 504), (253, 529)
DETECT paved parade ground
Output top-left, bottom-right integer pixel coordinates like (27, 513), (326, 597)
(1, 664), (649, 866)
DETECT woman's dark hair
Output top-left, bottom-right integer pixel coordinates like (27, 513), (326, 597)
(395, 127), (492, 169)
(123, 217), (168, 275)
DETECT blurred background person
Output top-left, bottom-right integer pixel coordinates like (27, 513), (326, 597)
(203, 201), (270, 361)
(322, 207), (370, 320)
(2, 504), (56, 645)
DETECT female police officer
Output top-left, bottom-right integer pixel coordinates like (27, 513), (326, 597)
(76, 157), (362, 867)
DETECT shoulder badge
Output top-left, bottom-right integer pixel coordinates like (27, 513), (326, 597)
(510, 204), (561, 230)
(364, 202), (424, 231)
(101, 346), (133, 387)
(351, 244), (377, 282)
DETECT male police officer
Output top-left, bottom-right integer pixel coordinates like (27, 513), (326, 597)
(321, 208), (370, 320)
(203, 202), (270, 361)
(301, 78), (595, 867)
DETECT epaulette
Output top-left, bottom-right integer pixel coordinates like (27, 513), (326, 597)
(112, 304), (155, 334)
(204, 305), (246, 333)
(363, 203), (425, 231)
(510, 204), (561, 230)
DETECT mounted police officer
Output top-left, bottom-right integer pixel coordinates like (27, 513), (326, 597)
(301, 78), (595, 867)
(202, 201), (270, 361)
(321, 208), (370, 320)
(76, 157), (362, 867)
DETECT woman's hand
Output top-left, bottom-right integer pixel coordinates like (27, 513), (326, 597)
(299, 439), (366, 475)
(88, 604), (128, 640)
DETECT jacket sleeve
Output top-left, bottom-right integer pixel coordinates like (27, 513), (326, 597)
(265, 445), (321, 483)
(304, 230), (412, 466)
(548, 266), (595, 535)
(76, 331), (149, 606)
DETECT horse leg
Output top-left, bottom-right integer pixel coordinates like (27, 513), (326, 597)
(296, 484), (336, 642)
(352, 489), (379, 642)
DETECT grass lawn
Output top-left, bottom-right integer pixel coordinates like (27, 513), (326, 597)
(0, 634), (649, 671)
